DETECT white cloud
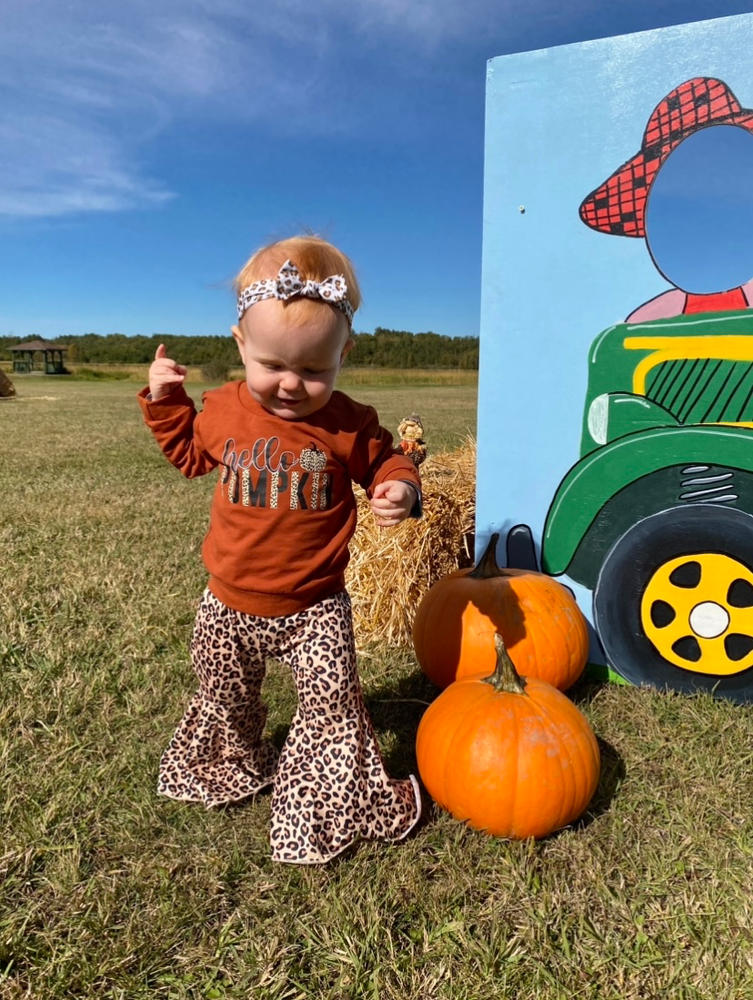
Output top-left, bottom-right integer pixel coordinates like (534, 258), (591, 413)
(0, 0), (509, 220)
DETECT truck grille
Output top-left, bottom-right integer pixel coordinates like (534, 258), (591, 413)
(645, 358), (753, 424)
(678, 465), (737, 505)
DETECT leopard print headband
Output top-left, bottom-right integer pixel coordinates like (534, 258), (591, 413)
(237, 259), (354, 325)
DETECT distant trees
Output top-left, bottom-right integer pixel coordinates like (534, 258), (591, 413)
(0, 329), (479, 369)
(0, 334), (239, 368)
(351, 328), (478, 368)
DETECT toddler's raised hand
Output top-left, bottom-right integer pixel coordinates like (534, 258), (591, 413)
(149, 343), (187, 401)
(369, 480), (416, 528)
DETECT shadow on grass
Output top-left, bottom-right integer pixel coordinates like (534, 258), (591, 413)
(577, 735), (624, 829)
(368, 668), (625, 833)
(365, 667), (437, 775)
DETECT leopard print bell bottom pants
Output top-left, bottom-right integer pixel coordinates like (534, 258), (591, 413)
(158, 588), (421, 864)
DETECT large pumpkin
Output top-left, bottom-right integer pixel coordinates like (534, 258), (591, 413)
(412, 532), (589, 690)
(416, 634), (601, 839)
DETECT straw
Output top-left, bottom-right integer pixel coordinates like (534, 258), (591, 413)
(346, 436), (476, 648)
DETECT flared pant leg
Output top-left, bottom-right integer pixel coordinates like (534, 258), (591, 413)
(158, 589), (279, 807)
(269, 591), (421, 865)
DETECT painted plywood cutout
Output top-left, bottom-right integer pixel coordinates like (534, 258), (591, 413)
(478, 16), (753, 702)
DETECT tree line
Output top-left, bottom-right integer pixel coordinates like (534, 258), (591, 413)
(0, 329), (478, 369)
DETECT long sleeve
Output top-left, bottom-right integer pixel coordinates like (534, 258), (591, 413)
(137, 380), (421, 615)
(137, 385), (218, 478)
(348, 405), (422, 498)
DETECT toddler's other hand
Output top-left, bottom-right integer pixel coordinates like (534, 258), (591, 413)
(369, 480), (415, 528)
(149, 343), (187, 401)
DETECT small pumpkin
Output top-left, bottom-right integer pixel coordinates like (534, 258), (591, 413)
(412, 532), (588, 690)
(416, 634), (601, 839)
(299, 442), (327, 472)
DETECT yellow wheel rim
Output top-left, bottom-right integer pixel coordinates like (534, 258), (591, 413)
(641, 552), (753, 675)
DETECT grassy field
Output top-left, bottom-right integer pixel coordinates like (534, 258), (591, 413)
(2, 376), (752, 999)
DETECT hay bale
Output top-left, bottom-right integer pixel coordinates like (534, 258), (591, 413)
(0, 369), (16, 398)
(347, 437), (476, 648)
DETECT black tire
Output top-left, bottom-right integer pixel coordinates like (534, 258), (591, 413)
(593, 504), (753, 702)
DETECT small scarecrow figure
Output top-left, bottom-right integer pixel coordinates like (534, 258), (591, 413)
(397, 413), (427, 468)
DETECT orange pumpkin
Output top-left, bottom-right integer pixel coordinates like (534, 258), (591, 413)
(412, 532), (589, 690)
(416, 634), (601, 839)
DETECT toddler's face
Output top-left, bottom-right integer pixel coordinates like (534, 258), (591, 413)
(232, 299), (352, 420)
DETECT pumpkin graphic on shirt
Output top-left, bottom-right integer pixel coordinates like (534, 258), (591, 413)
(298, 443), (329, 511)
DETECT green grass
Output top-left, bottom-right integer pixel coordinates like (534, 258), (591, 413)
(2, 377), (752, 999)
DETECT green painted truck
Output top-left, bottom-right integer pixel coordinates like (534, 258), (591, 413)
(541, 308), (753, 701)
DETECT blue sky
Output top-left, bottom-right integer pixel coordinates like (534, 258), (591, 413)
(2, 0), (752, 341)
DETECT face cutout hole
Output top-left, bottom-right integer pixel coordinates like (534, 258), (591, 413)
(645, 124), (753, 294)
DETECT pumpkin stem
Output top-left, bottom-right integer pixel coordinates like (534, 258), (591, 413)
(484, 633), (527, 694)
(468, 532), (504, 579)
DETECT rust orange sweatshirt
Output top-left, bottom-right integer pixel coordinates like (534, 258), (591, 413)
(138, 381), (421, 616)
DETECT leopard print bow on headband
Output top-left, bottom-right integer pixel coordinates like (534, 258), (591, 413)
(237, 260), (354, 325)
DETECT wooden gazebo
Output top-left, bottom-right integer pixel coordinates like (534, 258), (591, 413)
(10, 340), (68, 375)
